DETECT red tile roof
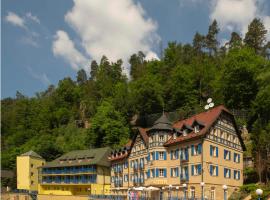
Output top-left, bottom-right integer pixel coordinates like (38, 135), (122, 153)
(164, 105), (231, 146)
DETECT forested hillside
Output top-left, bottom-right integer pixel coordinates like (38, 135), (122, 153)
(2, 19), (270, 182)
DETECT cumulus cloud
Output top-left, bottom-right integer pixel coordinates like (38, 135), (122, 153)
(52, 30), (89, 71)
(210, 0), (270, 38)
(53, 0), (159, 75)
(5, 12), (26, 29)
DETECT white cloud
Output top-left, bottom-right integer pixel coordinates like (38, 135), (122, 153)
(52, 30), (89, 71)
(210, 0), (270, 38)
(54, 0), (159, 75)
(26, 12), (40, 24)
(5, 12), (26, 29)
(145, 51), (160, 61)
(27, 66), (51, 86)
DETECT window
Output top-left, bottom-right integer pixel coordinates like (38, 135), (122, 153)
(194, 125), (199, 133)
(227, 134), (231, 141)
(234, 153), (240, 163)
(31, 181), (34, 185)
(190, 187), (195, 198)
(183, 129), (188, 136)
(130, 161), (134, 168)
(151, 169), (155, 178)
(31, 172), (34, 176)
(210, 187), (215, 200)
(234, 170), (240, 180)
(210, 165), (218, 176)
(31, 164), (34, 168)
(159, 135), (164, 141)
(159, 152), (164, 160)
(124, 174), (128, 182)
(151, 152), (155, 160)
(171, 168), (179, 177)
(224, 168), (231, 178)
(210, 145), (218, 157)
(159, 169), (164, 177)
(224, 150), (231, 160)
(191, 144), (202, 156)
(171, 149), (179, 160)
(191, 164), (202, 175)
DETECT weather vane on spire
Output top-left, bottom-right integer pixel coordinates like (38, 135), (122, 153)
(204, 98), (214, 110)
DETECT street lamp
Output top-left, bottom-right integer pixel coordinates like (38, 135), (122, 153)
(222, 185), (228, 200)
(256, 189), (263, 200)
(176, 186), (179, 200)
(183, 184), (187, 200)
(200, 182), (205, 200)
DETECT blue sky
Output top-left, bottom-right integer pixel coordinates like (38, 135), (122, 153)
(2, 0), (270, 98)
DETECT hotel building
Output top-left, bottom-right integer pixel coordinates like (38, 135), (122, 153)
(38, 147), (111, 196)
(109, 105), (245, 200)
(17, 150), (45, 192)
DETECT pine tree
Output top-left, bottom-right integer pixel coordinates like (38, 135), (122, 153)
(193, 32), (205, 55)
(244, 18), (267, 54)
(206, 20), (219, 55)
(76, 69), (87, 85)
(229, 32), (242, 50)
(90, 60), (98, 80)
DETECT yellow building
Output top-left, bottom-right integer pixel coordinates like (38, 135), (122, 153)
(109, 105), (245, 200)
(17, 150), (45, 192)
(38, 147), (111, 196)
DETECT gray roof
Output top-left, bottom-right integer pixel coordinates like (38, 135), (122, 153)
(148, 113), (173, 132)
(20, 150), (43, 159)
(41, 147), (111, 168)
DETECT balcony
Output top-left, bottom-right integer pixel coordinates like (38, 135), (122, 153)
(180, 174), (189, 182)
(41, 175), (97, 185)
(42, 166), (97, 175)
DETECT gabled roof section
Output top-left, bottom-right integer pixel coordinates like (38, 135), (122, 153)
(164, 105), (246, 150)
(20, 150), (43, 159)
(42, 147), (111, 168)
(147, 113), (173, 132)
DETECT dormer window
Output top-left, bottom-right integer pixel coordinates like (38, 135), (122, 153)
(173, 133), (176, 140)
(183, 129), (188, 136)
(194, 125), (199, 133)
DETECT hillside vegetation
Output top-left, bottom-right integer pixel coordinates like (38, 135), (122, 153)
(1, 19), (270, 184)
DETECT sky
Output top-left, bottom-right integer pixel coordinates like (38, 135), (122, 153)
(2, 0), (270, 98)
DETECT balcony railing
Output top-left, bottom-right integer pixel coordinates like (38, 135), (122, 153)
(42, 166), (97, 175)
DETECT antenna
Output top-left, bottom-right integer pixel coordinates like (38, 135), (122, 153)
(204, 98), (215, 110)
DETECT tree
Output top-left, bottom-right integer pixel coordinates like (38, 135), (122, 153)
(221, 48), (263, 109)
(87, 101), (129, 148)
(90, 60), (98, 80)
(244, 18), (267, 54)
(76, 69), (87, 85)
(193, 32), (205, 55)
(206, 20), (219, 55)
(229, 32), (242, 50)
(129, 51), (146, 80)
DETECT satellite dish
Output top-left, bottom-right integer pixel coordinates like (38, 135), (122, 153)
(209, 102), (214, 108)
(207, 98), (212, 104)
(204, 105), (209, 110)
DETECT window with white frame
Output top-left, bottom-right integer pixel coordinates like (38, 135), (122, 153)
(159, 152), (164, 160)
(210, 145), (218, 157)
(192, 164), (201, 175)
(224, 149), (231, 160)
(183, 129), (188, 136)
(234, 170), (240, 180)
(194, 125), (199, 133)
(171, 168), (178, 177)
(159, 169), (164, 177)
(210, 165), (218, 176)
(151, 169), (155, 178)
(224, 168), (231, 178)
